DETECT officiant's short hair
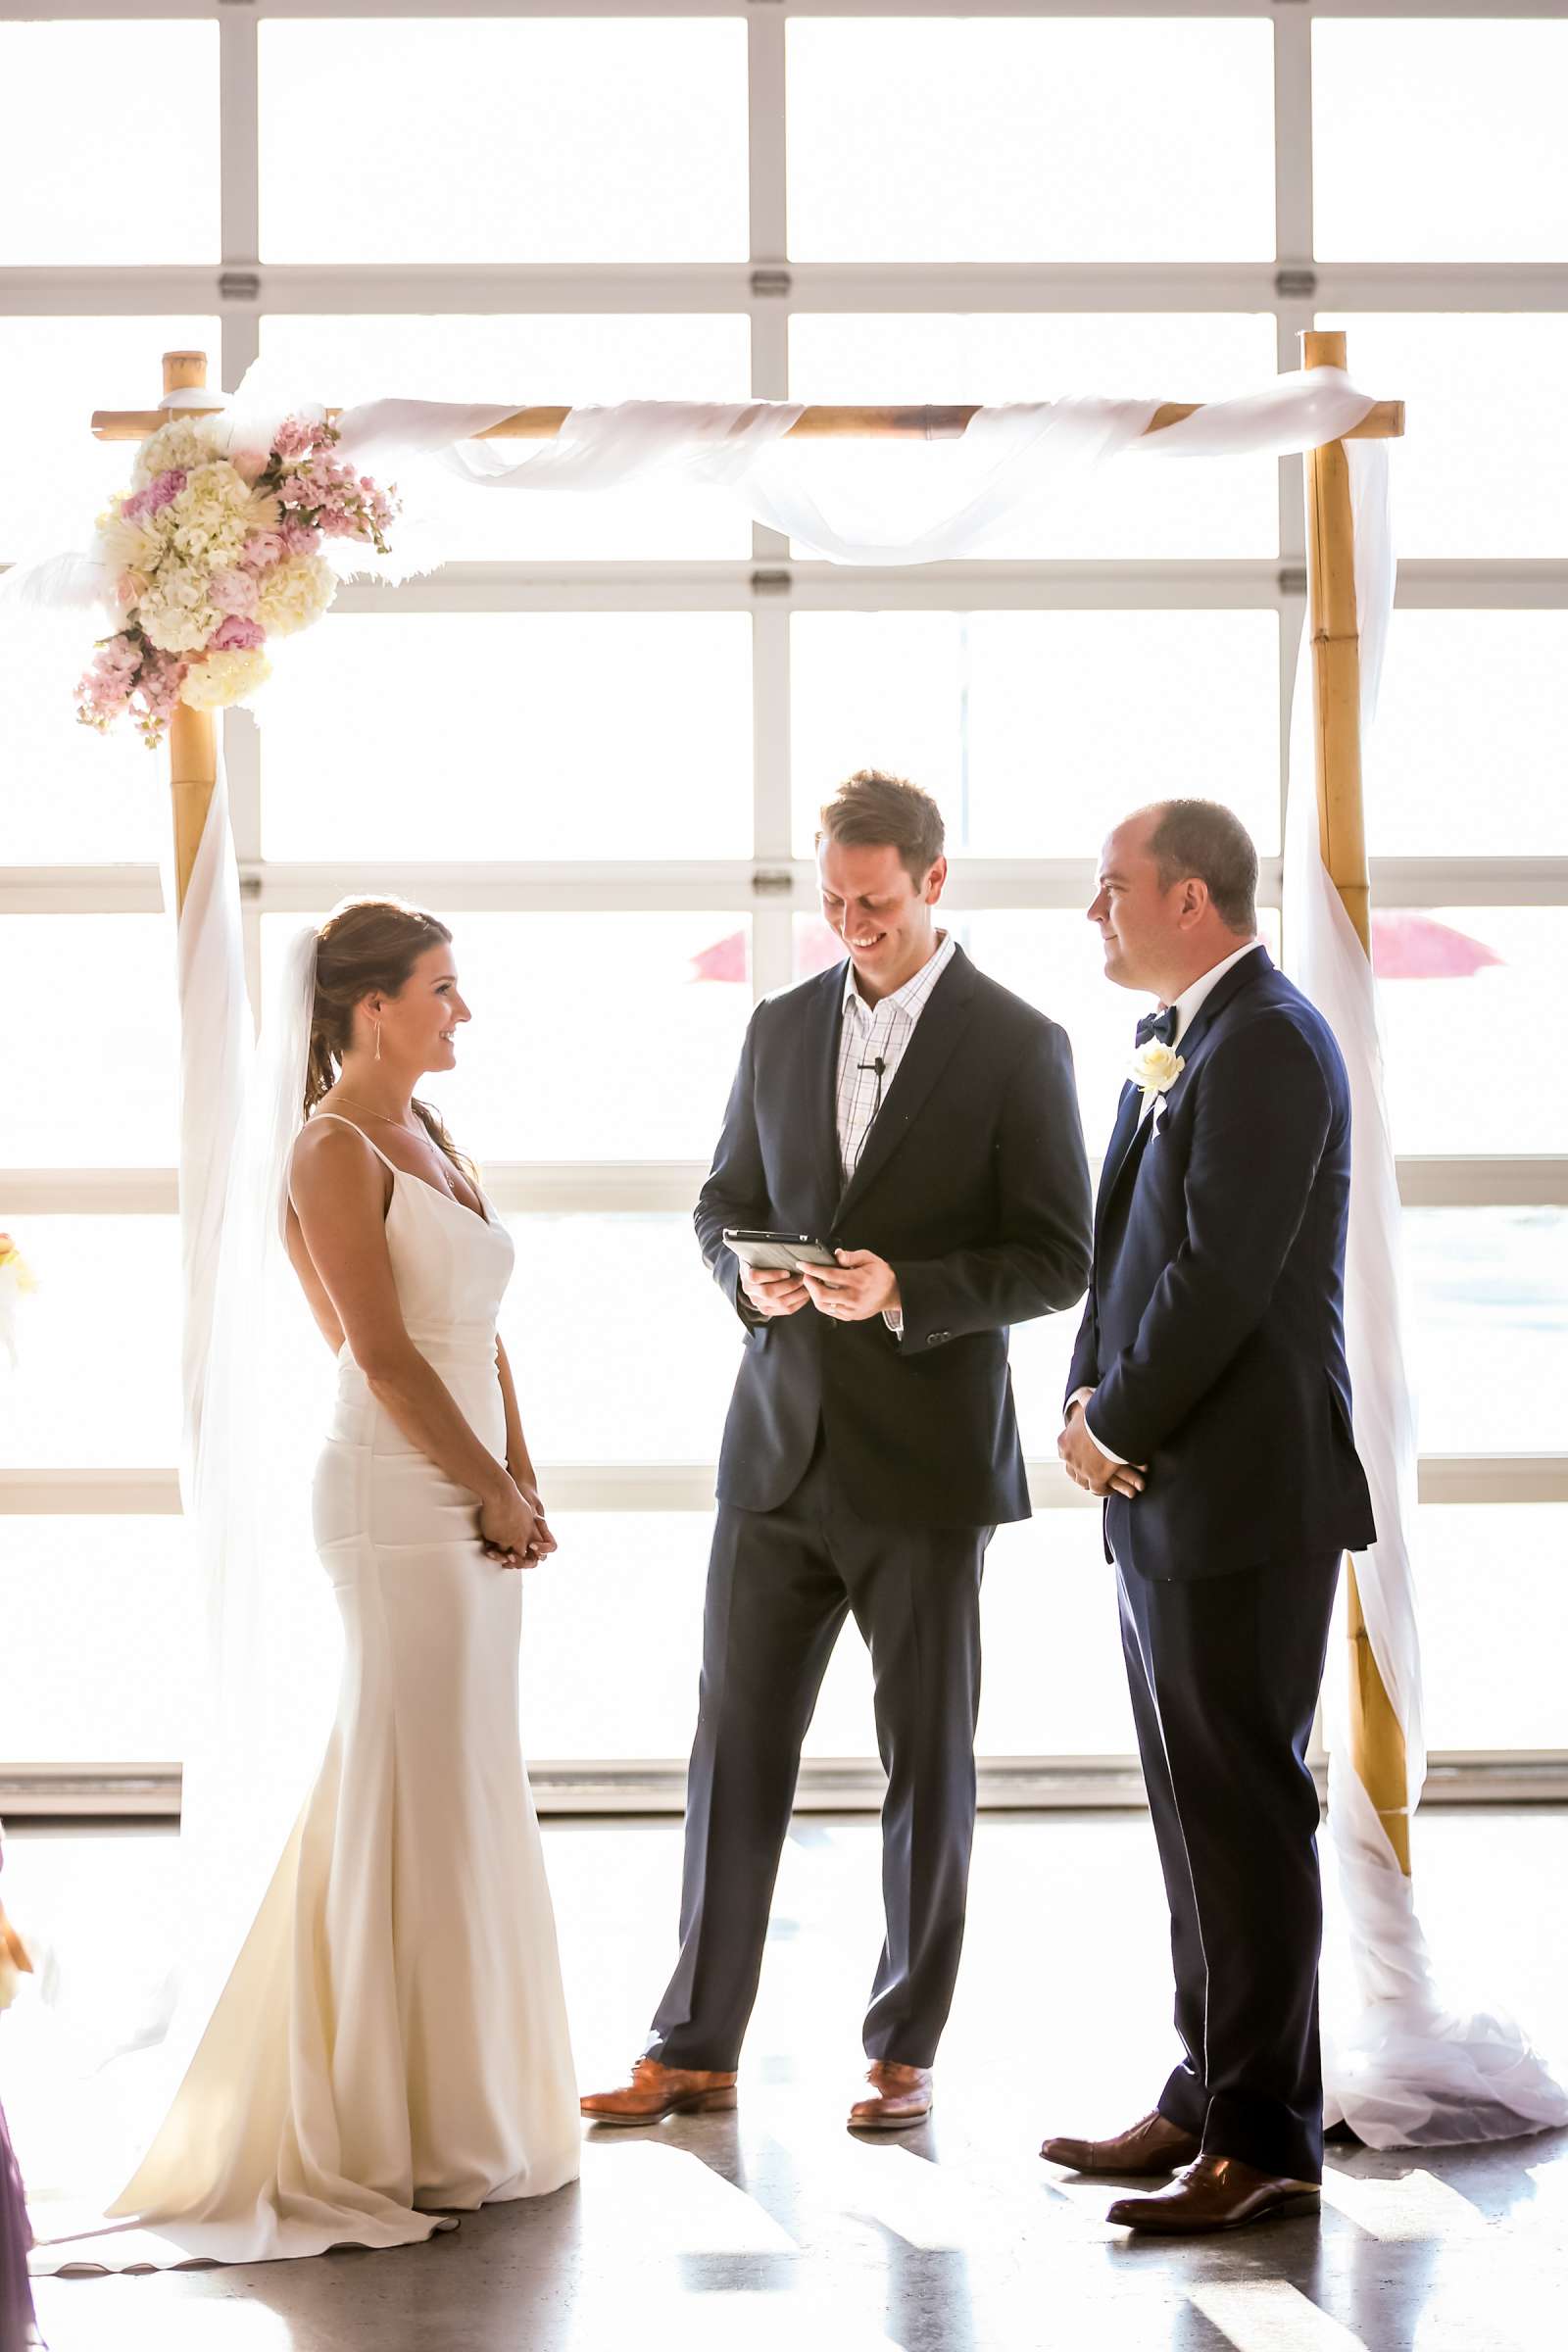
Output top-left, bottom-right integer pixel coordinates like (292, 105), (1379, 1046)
(1147, 799), (1258, 934)
(818, 769), (946, 885)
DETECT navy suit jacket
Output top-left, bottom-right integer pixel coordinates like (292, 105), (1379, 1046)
(1068, 946), (1376, 1581)
(697, 945), (1093, 1528)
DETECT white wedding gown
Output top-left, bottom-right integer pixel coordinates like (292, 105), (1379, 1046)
(35, 1121), (579, 2270)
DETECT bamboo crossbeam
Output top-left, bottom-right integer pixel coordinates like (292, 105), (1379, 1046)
(91, 393), (1406, 445)
(1301, 325), (1411, 1878)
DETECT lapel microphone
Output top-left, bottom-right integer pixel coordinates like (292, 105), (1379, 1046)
(853, 1055), (889, 1160)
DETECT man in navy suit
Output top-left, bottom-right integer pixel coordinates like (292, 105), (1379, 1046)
(1041, 799), (1375, 2234)
(582, 771), (1092, 2134)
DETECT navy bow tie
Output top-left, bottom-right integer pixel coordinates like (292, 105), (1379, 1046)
(1136, 1004), (1179, 1050)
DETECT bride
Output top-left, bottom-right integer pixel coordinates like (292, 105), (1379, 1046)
(54, 898), (580, 2267)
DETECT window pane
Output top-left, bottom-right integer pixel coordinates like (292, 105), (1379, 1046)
(260, 613), (753, 861)
(0, 316), (221, 564)
(1314, 20), (1568, 262)
(1408, 1506), (1568, 1751)
(260, 19), (748, 262)
(0, 1215), (180, 1468)
(906, 908), (1283, 1152)
(1367, 615), (1568, 857)
(260, 315), (753, 561)
(1404, 1209), (1568, 1457)
(789, 316), (1279, 558)
(0, 627), (171, 867)
(499, 1218), (741, 1466)
(522, 1511), (1142, 1765)
(1377, 911), (1568, 1155)
(788, 18), (1273, 261)
(809, 1513), (1140, 1760)
(791, 612), (1280, 858)
(1317, 316), (1568, 559)
(0, 1519), (193, 1762)
(0, 23), (218, 265)
(519, 1513), (708, 1762)
(0, 917), (177, 1165)
(263, 913), (752, 1163)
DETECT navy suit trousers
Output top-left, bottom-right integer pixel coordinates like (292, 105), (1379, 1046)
(1117, 1546), (1342, 2183)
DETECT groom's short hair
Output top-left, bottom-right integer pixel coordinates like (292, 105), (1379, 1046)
(1146, 799), (1258, 934)
(818, 769), (946, 885)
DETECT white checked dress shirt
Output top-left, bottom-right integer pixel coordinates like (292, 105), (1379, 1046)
(836, 928), (957, 1339)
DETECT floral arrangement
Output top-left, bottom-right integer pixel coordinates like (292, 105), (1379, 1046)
(75, 413), (399, 745)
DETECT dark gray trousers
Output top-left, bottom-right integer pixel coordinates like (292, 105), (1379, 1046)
(647, 1433), (992, 2071)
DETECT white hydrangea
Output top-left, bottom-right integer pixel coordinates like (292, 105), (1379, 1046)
(163, 463), (258, 566)
(255, 551), (336, 638)
(138, 563), (221, 654)
(131, 416), (220, 488)
(180, 646), (272, 710)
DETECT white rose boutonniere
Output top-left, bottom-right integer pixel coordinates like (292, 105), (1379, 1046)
(1129, 1040), (1186, 1127)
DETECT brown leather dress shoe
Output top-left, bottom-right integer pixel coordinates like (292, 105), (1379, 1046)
(848, 2062), (934, 2132)
(1106, 2153), (1322, 2233)
(1040, 2109), (1201, 2176)
(580, 2057), (737, 2127)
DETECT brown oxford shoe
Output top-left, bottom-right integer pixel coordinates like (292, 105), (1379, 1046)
(580, 2057), (737, 2127)
(1040, 2108), (1201, 2177)
(1106, 2153), (1321, 2233)
(848, 2061), (934, 2132)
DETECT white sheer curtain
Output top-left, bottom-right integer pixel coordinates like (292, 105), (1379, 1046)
(1284, 448), (1568, 2146)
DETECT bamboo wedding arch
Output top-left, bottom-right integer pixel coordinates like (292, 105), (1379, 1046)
(91, 329), (1412, 1876)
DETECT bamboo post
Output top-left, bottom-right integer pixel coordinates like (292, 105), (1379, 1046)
(159, 352), (220, 916)
(1301, 326), (1411, 1875)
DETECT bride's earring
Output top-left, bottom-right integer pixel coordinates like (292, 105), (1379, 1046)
(374, 1022), (382, 1062)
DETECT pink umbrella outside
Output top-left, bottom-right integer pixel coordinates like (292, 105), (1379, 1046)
(689, 922), (845, 984)
(1370, 910), (1504, 981)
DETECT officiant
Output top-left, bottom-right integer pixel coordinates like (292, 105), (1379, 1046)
(582, 769), (1093, 2133)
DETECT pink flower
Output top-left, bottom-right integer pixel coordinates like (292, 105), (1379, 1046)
(241, 529), (284, 567)
(230, 447), (268, 483)
(272, 416), (316, 460)
(210, 566), (260, 617)
(122, 467), (185, 520)
(280, 521), (319, 556)
(207, 614), (266, 652)
(317, 507), (353, 537)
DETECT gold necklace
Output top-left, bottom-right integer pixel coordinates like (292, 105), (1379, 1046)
(331, 1093), (418, 1133)
(329, 1095), (470, 1202)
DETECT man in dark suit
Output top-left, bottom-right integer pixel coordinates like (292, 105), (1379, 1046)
(1041, 798), (1376, 2233)
(583, 770), (1093, 2132)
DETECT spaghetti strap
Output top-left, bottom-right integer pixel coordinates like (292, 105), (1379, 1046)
(308, 1109), (401, 1177)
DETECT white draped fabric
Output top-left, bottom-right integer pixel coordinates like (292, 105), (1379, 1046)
(11, 368), (1564, 2180)
(1284, 449), (1568, 2147)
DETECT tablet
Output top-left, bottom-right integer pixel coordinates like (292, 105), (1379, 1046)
(723, 1228), (839, 1274)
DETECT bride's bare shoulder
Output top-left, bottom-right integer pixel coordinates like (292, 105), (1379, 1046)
(290, 1112), (386, 1209)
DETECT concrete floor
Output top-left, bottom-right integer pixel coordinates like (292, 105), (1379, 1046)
(9, 1807), (1568, 2352)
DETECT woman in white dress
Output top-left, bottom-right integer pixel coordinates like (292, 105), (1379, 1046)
(65, 899), (580, 2266)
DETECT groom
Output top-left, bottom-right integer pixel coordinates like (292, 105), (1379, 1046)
(583, 769), (1092, 2132)
(1043, 799), (1375, 2232)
